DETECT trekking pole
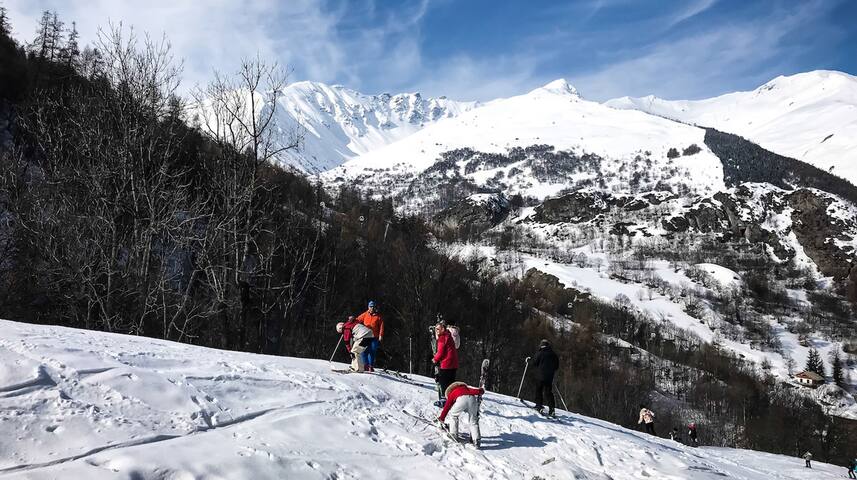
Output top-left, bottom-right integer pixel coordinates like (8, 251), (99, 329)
(328, 335), (343, 367)
(516, 357), (531, 399)
(554, 379), (569, 412)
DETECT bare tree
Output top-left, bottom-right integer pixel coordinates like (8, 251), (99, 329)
(191, 55), (307, 350)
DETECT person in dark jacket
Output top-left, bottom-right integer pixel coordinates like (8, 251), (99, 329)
(531, 339), (559, 416)
(847, 458), (856, 479)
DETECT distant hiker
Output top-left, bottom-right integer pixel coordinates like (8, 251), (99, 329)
(669, 427), (680, 442)
(638, 405), (656, 436)
(437, 381), (484, 448)
(803, 451), (812, 468)
(847, 458), (856, 479)
(336, 317), (374, 372)
(687, 422), (698, 446)
(432, 321), (459, 402)
(531, 339), (559, 416)
(357, 300), (384, 372)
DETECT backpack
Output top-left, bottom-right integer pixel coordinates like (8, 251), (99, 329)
(447, 325), (461, 349)
(352, 323), (373, 341)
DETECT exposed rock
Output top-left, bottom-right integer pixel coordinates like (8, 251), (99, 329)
(532, 190), (612, 224)
(433, 192), (510, 237)
(787, 189), (855, 280)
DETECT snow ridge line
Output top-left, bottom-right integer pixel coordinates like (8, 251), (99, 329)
(0, 405), (312, 476)
(0, 365), (56, 397)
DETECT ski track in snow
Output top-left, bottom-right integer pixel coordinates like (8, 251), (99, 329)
(0, 319), (847, 479)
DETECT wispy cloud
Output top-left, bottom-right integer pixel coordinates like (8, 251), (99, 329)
(570, 0), (833, 100)
(667, 0), (718, 28)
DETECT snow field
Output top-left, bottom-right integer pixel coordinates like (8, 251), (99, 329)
(0, 319), (848, 479)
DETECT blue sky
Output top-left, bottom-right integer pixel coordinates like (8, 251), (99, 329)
(4, 0), (856, 101)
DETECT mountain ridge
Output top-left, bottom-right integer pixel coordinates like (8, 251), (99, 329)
(605, 70), (857, 184)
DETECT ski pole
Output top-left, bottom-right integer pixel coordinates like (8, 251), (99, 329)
(516, 357), (531, 399)
(554, 379), (569, 412)
(328, 335), (343, 367)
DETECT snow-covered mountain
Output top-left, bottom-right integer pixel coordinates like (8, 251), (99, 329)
(606, 70), (857, 185)
(270, 82), (476, 173)
(322, 79), (724, 207)
(0, 319), (847, 479)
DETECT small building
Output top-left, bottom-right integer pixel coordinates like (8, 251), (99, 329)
(794, 371), (824, 388)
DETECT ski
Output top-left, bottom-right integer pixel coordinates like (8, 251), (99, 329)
(479, 358), (490, 390)
(519, 397), (565, 423)
(381, 368), (411, 380)
(374, 370), (421, 386)
(401, 409), (472, 447)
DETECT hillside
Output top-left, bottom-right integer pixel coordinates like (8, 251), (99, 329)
(606, 70), (857, 185)
(0, 319), (846, 480)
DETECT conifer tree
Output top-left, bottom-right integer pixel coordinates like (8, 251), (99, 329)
(31, 10), (53, 60)
(0, 6), (10, 38)
(806, 348), (825, 378)
(831, 350), (844, 388)
(60, 21), (80, 69)
(47, 12), (64, 62)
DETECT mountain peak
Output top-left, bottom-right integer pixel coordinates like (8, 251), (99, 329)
(533, 78), (580, 97)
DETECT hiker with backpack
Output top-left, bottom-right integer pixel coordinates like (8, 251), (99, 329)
(437, 381), (484, 448)
(847, 458), (856, 479)
(432, 321), (459, 403)
(531, 339), (559, 417)
(638, 405), (656, 436)
(357, 300), (384, 372)
(336, 317), (374, 372)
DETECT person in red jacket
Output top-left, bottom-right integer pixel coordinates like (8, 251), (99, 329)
(438, 381), (484, 448)
(432, 322), (458, 401)
(336, 316), (374, 372)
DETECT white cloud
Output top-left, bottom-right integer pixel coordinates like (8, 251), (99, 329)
(2, 0), (420, 95)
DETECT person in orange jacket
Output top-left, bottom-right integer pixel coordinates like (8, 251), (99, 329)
(357, 300), (384, 371)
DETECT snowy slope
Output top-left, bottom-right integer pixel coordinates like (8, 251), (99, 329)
(606, 70), (857, 184)
(322, 79), (725, 202)
(0, 319), (846, 479)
